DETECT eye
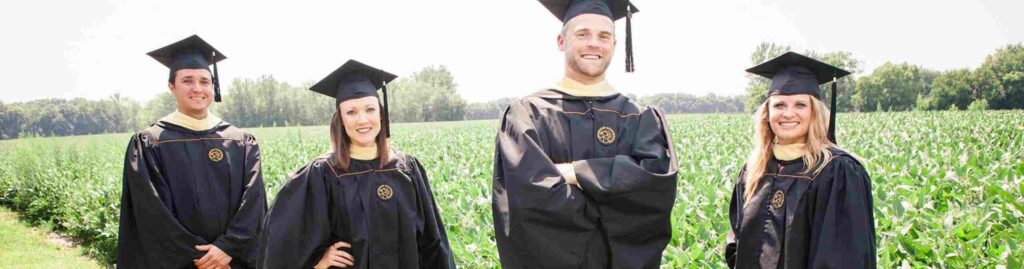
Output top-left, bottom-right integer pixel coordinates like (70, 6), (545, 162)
(773, 103), (785, 109)
(367, 107), (376, 113)
(345, 110), (356, 116)
(795, 103), (807, 108)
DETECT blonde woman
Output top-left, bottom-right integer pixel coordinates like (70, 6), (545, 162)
(725, 52), (876, 268)
(261, 60), (455, 269)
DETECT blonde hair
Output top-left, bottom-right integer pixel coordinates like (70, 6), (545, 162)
(742, 95), (836, 206)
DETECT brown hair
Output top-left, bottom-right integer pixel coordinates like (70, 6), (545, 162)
(742, 95), (837, 206)
(328, 106), (390, 171)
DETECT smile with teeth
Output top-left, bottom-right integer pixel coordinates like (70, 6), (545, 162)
(581, 54), (602, 60)
(777, 121), (800, 128)
(355, 127), (373, 134)
(189, 96), (205, 101)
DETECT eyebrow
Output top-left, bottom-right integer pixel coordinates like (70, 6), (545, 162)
(572, 26), (613, 35)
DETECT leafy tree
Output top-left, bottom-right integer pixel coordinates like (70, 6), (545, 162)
(977, 44), (1024, 109)
(853, 62), (937, 111)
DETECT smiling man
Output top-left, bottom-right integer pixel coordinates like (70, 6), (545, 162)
(117, 35), (266, 269)
(491, 1), (679, 268)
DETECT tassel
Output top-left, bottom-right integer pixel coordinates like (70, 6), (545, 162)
(382, 70), (391, 138)
(212, 51), (222, 102)
(625, 2), (635, 73)
(828, 78), (837, 144)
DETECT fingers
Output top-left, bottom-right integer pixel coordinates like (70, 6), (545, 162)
(336, 251), (355, 264)
(332, 241), (352, 249)
(196, 252), (214, 268)
(326, 249), (354, 267)
(196, 244), (212, 251)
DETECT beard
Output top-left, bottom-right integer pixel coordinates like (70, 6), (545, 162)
(566, 54), (611, 78)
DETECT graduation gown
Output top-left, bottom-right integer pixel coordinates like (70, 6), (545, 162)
(261, 151), (455, 269)
(725, 148), (877, 269)
(118, 121), (267, 268)
(492, 89), (679, 269)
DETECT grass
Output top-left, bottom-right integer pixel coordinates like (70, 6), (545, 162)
(0, 207), (102, 268)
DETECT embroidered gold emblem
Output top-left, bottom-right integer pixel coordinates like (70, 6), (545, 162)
(377, 184), (393, 200)
(208, 148), (224, 162)
(596, 126), (616, 145)
(771, 190), (785, 209)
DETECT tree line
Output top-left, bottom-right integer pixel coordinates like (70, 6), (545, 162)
(2, 42), (1022, 140)
(744, 42), (1024, 112)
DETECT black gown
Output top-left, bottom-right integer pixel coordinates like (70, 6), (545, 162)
(261, 151), (455, 269)
(492, 89), (679, 269)
(118, 121), (267, 268)
(725, 148), (876, 269)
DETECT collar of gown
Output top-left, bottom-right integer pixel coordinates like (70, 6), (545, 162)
(160, 110), (222, 131)
(349, 143), (378, 160)
(554, 77), (617, 97)
(773, 143), (806, 161)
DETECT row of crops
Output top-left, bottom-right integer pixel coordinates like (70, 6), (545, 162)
(0, 111), (1021, 267)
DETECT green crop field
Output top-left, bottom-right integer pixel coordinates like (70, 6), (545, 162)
(0, 111), (1021, 268)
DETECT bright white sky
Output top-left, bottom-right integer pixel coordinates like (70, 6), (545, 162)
(1, 0), (1021, 103)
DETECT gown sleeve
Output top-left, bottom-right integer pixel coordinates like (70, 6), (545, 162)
(570, 107), (679, 268)
(409, 157), (457, 268)
(492, 100), (596, 267)
(117, 132), (207, 268)
(724, 168), (746, 269)
(211, 134), (267, 266)
(807, 156), (877, 268)
(260, 160), (334, 269)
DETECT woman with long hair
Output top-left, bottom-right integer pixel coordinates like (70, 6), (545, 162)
(725, 52), (877, 268)
(261, 60), (455, 268)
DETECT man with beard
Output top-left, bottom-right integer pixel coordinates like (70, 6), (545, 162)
(491, 1), (679, 268)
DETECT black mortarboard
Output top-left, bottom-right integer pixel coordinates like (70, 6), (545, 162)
(148, 35), (227, 102)
(746, 51), (852, 143)
(310, 60), (398, 137)
(540, 0), (639, 72)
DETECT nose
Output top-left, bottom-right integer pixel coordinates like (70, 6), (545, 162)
(781, 107), (796, 118)
(584, 36), (601, 47)
(356, 112), (369, 124)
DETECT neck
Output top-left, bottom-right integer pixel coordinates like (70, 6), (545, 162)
(349, 142), (378, 160)
(564, 69), (604, 85)
(556, 77), (616, 97)
(777, 136), (807, 145)
(772, 142), (806, 161)
(178, 108), (208, 120)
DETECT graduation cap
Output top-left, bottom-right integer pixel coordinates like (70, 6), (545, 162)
(540, 0), (638, 72)
(148, 35), (227, 102)
(746, 51), (852, 144)
(310, 60), (398, 137)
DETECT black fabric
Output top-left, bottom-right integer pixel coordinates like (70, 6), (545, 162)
(745, 52), (851, 98)
(117, 121), (266, 268)
(539, 0), (639, 73)
(540, 0), (637, 23)
(147, 35), (227, 102)
(309, 59), (397, 106)
(746, 51), (852, 143)
(492, 89), (678, 268)
(725, 149), (877, 269)
(309, 59), (397, 137)
(261, 151), (455, 269)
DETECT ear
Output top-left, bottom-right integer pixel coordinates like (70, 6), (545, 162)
(557, 33), (566, 52)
